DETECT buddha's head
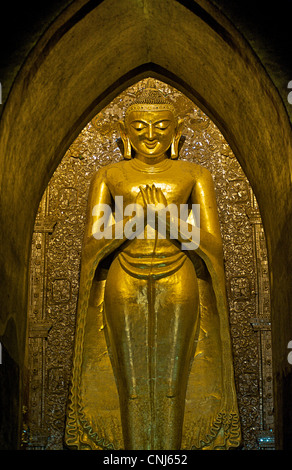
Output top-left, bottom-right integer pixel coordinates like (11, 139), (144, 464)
(120, 84), (184, 161)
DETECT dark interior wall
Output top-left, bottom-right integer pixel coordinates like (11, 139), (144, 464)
(1, 0), (291, 120)
(0, 0), (74, 111)
(0, 0), (291, 449)
(212, 0), (292, 119)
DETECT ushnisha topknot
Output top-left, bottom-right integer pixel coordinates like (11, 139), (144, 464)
(125, 82), (176, 119)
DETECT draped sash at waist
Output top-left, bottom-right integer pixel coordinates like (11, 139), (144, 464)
(118, 251), (187, 280)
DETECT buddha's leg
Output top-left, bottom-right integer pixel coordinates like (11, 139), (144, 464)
(150, 257), (199, 449)
(104, 256), (199, 450)
(104, 257), (150, 449)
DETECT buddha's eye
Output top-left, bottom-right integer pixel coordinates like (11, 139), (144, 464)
(155, 121), (171, 130)
(131, 122), (146, 131)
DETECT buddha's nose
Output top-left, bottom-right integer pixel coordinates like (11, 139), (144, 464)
(146, 124), (154, 140)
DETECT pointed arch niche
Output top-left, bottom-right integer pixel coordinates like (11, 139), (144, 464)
(25, 78), (274, 450)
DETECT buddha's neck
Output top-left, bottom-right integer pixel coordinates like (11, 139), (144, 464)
(135, 154), (167, 165)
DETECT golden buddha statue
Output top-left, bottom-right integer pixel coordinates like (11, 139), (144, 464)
(65, 84), (241, 450)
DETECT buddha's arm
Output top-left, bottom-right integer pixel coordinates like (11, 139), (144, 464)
(81, 170), (145, 266)
(162, 167), (224, 277)
(188, 166), (223, 260)
(141, 168), (223, 258)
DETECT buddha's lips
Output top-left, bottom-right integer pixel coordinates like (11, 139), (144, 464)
(144, 141), (158, 148)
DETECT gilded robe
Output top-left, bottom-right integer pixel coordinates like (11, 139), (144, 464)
(65, 158), (241, 450)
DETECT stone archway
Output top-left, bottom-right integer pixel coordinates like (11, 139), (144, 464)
(0, 0), (291, 449)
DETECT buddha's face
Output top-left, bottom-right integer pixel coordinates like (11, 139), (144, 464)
(125, 110), (176, 160)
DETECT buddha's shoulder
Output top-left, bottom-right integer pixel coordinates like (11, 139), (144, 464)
(174, 159), (213, 180)
(90, 160), (126, 182)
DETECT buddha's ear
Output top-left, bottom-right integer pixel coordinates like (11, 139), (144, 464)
(119, 120), (126, 141)
(176, 118), (184, 138)
(118, 120), (132, 159)
(171, 118), (184, 159)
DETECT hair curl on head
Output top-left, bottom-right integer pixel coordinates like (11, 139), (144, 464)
(125, 83), (176, 120)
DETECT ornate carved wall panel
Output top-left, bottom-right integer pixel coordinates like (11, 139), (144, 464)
(24, 79), (274, 450)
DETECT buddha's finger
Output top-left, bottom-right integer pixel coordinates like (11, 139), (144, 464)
(139, 186), (147, 206)
(157, 188), (166, 205)
(152, 185), (160, 205)
(146, 185), (152, 204)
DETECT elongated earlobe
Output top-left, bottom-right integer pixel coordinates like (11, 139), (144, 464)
(170, 137), (179, 159)
(171, 119), (184, 159)
(119, 120), (132, 160)
(124, 137), (132, 160)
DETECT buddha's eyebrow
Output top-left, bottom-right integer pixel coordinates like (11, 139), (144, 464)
(130, 120), (148, 124)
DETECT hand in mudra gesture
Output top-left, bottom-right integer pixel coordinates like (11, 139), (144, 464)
(137, 184), (172, 236)
(138, 184), (167, 210)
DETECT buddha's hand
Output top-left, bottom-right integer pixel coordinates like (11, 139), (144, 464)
(138, 184), (167, 211)
(137, 185), (168, 229)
